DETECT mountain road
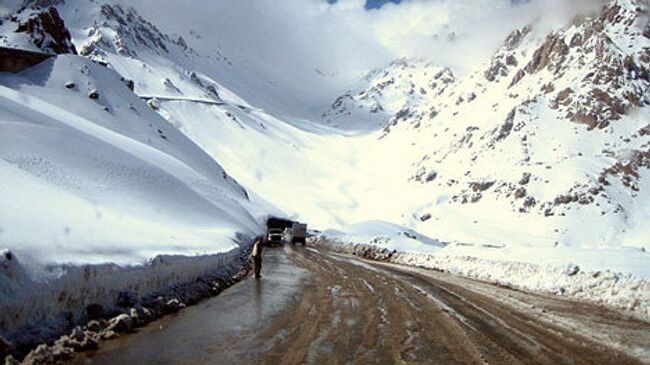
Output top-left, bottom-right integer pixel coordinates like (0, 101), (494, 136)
(72, 244), (650, 365)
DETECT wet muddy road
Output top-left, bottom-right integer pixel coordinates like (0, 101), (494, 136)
(74, 245), (650, 365)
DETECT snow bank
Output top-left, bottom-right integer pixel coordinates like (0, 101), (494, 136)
(392, 251), (650, 319)
(0, 242), (250, 354)
(312, 238), (650, 320)
(321, 220), (445, 254)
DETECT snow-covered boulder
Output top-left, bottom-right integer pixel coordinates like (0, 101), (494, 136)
(106, 314), (133, 334)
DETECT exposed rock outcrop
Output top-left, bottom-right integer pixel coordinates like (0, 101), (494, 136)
(13, 6), (76, 54)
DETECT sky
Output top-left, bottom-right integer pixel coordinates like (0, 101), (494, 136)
(0, 0), (20, 16)
(129, 0), (607, 114)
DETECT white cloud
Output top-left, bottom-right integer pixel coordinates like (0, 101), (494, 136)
(126, 0), (607, 111)
(0, 0), (21, 17)
(357, 0), (606, 74)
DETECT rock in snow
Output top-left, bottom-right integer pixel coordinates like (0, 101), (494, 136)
(106, 314), (133, 333)
(566, 264), (581, 276)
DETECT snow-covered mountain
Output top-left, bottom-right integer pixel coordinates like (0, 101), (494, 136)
(2, 0), (648, 264)
(323, 0), (650, 252)
(321, 58), (455, 132)
(0, 2), (283, 346)
(1, 0), (647, 264)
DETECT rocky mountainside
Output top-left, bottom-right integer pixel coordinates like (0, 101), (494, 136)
(326, 0), (650, 247)
(78, 4), (196, 61)
(321, 58), (455, 131)
(0, 5), (76, 54)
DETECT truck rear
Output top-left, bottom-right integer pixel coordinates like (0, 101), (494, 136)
(291, 223), (307, 245)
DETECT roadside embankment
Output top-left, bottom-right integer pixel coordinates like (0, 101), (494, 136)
(310, 237), (650, 321)
(1, 238), (255, 364)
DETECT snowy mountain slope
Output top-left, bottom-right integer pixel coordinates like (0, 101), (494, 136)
(55, 0), (346, 125)
(48, 1), (336, 138)
(321, 0), (650, 251)
(321, 58), (455, 132)
(43, 0), (650, 254)
(0, 54), (264, 272)
(17, 2), (382, 228)
(2, 0), (646, 263)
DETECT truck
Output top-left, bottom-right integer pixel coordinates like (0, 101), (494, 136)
(267, 228), (284, 245)
(291, 223), (307, 245)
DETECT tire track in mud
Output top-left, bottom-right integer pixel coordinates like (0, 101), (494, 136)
(251, 247), (647, 365)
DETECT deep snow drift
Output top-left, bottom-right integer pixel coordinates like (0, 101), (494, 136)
(321, 220), (445, 254)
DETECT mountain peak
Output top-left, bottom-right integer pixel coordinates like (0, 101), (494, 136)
(78, 4), (196, 61)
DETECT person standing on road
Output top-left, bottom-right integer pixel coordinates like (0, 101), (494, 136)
(251, 236), (264, 279)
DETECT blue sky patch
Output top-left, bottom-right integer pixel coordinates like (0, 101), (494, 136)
(326, 0), (402, 10)
(365, 0), (402, 9)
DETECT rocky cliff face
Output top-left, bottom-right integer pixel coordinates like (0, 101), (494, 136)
(5, 5), (76, 54)
(79, 4), (194, 60)
(511, 0), (650, 130)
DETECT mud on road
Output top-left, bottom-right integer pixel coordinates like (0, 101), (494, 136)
(74, 245), (650, 365)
